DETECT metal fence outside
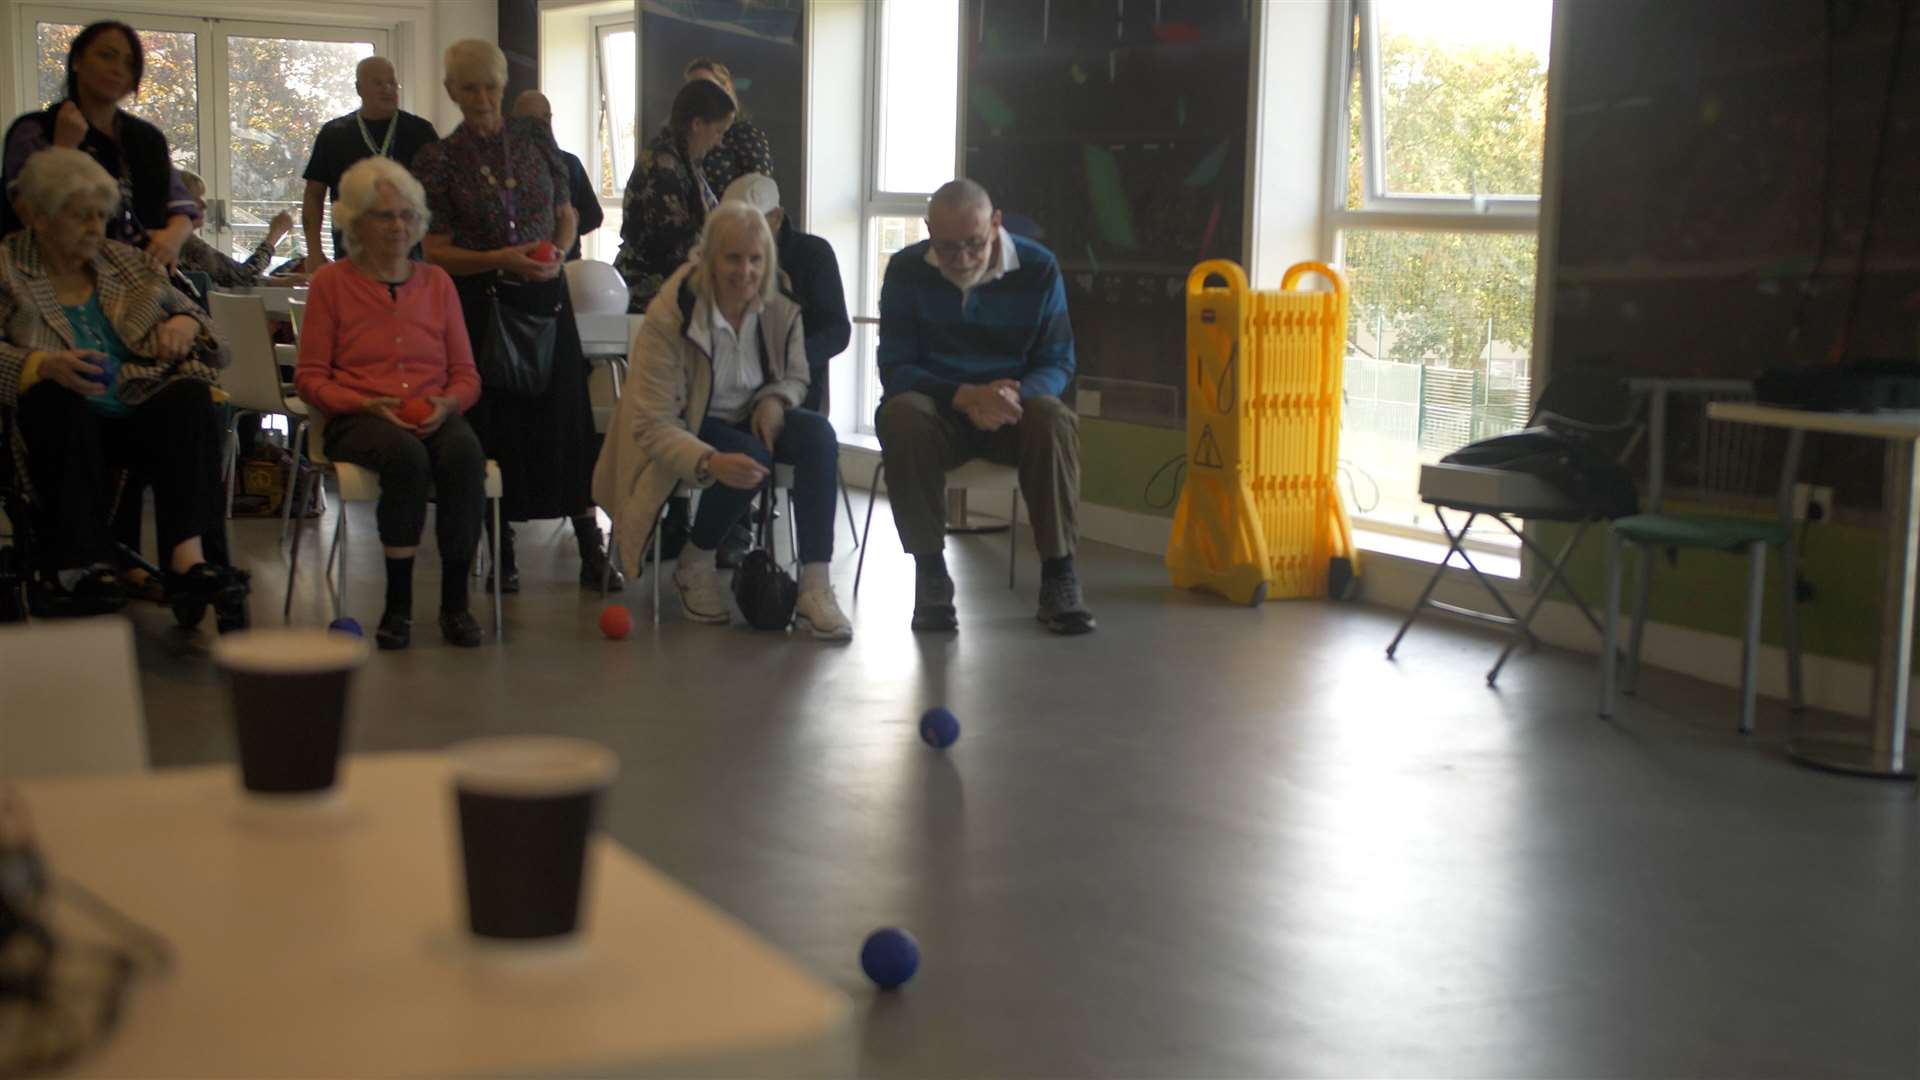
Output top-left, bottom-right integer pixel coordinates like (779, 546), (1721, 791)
(1342, 354), (1531, 455)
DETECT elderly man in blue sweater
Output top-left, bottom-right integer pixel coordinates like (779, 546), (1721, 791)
(876, 179), (1093, 635)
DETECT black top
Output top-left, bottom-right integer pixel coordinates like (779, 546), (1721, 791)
(0, 105), (184, 241)
(561, 149), (603, 262)
(301, 109), (440, 257)
(775, 216), (851, 413)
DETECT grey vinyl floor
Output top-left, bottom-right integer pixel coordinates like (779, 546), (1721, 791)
(118, 492), (1920, 1079)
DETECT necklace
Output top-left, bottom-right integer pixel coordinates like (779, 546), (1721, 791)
(475, 125), (521, 238)
(355, 110), (397, 158)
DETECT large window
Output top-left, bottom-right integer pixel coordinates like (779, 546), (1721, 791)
(28, 8), (385, 266)
(589, 19), (637, 264)
(1329, 0), (1552, 542)
(855, 0), (960, 432)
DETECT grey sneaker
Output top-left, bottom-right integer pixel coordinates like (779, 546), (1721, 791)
(1037, 574), (1096, 635)
(911, 570), (957, 632)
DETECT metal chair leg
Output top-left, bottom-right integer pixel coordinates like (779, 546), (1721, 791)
(1738, 540), (1767, 735)
(840, 470), (860, 549)
(601, 529), (616, 598)
(854, 460), (885, 596)
(1008, 488), (1019, 590)
(490, 497), (503, 642)
(1386, 509), (1477, 659)
(224, 414), (241, 519)
(1624, 540), (1652, 695)
(334, 499), (349, 621)
(282, 467), (311, 622)
(280, 417), (305, 543)
(652, 513), (664, 625)
(1601, 529), (1621, 719)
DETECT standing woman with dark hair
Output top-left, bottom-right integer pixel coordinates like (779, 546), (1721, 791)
(1, 21), (198, 269)
(411, 39), (617, 593)
(612, 78), (736, 313)
(681, 58), (773, 196)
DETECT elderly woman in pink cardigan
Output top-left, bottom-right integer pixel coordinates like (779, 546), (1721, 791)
(294, 157), (484, 651)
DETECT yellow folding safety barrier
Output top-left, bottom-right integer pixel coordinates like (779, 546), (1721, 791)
(1167, 260), (1358, 603)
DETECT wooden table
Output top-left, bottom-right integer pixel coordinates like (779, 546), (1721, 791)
(21, 753), (849, 1077)
(1707, 401), (1920, 779)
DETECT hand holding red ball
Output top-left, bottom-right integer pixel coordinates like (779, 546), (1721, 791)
(396, 398), (434, 426)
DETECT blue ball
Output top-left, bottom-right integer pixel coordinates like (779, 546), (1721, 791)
(860, 927), (920, 989)
(919, 707), (960, 749)
(327, 617), (363, 638)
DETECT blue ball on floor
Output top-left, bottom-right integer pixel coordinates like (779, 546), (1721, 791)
(919, 707), (960, 749)
(327, 617), (363, 638)
(861, 927), (920, 989)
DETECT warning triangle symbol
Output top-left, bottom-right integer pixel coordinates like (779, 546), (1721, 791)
(1194, 424), (1225, 469)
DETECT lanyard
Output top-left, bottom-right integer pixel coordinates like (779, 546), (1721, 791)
(355, 111), (396, 158)
(477, 128), (520, 240)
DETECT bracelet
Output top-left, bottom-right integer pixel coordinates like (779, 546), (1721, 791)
(695, 450), (714, 484)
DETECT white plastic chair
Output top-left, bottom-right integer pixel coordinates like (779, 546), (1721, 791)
(855, 459), (1022, 594)
(209, 292), (308, 533)
(0, 619), (147, 777)
(283, 411), (506, 641)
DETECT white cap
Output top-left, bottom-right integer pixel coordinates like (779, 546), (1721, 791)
(721, 173), (780, 214)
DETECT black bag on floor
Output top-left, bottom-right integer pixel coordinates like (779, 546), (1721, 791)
(731, 477), (796, 631)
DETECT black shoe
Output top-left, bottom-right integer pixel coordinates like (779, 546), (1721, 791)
(440, 608), (483, 647)
(376, 610), (411, 650)
(484, 569), (521, 594)
(1037, 573), (1097, 635)
(213, 567), (252, 633)
(579, 538), (624, 592)
(715, 521), (752, 570)
(911, 570), (958, 632)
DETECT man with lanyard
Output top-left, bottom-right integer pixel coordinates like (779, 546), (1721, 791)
(298, 56), (438, 270)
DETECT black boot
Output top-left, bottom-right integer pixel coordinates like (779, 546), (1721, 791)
(575, 514), (623, 591)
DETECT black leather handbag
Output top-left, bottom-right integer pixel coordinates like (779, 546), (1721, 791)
(472, 274), (559, 397)
(730, 477), (797, 631)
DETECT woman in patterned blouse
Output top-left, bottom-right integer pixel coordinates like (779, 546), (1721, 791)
(411, 39), (618, 593)
(612, 79), (735, 314)
(682, 58), (774, 195)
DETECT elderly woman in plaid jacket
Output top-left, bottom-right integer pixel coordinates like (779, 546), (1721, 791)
(0, 147), (241, 621)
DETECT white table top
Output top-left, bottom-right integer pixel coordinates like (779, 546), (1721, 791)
(22, 753), (847, 1078)
(1708, 401), (1920, 440)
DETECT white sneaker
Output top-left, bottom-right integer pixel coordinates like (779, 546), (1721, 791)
(672, 565), (730, 624)
(794, 586), (853, 641)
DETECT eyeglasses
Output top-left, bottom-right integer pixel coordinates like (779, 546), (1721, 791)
(931, 236), (990, 259)
(364, 210), (418, 225)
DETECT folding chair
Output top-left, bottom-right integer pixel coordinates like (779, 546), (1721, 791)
(854, 459), (1022, 595)
(1385, 369), (1643, 685)
(603, 465), (800, 623)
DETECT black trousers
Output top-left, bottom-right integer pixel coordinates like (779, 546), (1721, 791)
(16, 379), (224, 572)
(323, 411), (486, 561)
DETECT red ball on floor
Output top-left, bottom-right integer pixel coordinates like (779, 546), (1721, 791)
(599, 605), (632, 640)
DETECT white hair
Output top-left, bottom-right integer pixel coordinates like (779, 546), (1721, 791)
(334, 156), (430, 256)
(691, 202), (779, 305)
(13, 147), (119, 222)
(443, 39), (507, 87)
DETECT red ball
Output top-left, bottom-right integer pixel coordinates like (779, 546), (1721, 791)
(532, 240), (560, 263)
(598, 604), (632, 640)
(396, 398), (433, 425)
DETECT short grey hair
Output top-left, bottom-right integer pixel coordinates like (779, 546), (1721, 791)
(929, 178), (991, 217)
(178, 169), (206, 198)
(13, 147), (120, 222)
(691, 202), (779, 305)
(334, 156), (430, 256)
(443, 39), (507, 87)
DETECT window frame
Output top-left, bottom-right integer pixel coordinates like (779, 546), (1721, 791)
(853, 0), (963, 434)
(589, 15), (635, 204)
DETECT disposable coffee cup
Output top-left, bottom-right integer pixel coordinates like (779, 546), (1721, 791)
(450, 736), (619, 941)
(212, 629), (369, 796)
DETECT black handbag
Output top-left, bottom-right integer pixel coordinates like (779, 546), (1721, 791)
(472, 275), (559, 396)
(731, 477), (798, 631)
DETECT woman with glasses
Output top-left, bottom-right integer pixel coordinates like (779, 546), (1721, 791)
(411, 39), (616, 595)
(294, 157), (486, 650)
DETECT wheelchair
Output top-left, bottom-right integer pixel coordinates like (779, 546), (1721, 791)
(0, 404), (249, 631)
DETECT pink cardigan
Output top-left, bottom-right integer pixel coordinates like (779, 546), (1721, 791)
(294, 260), (481, 417)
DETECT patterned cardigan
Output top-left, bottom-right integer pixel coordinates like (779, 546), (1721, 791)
(0, 230), (227, 499)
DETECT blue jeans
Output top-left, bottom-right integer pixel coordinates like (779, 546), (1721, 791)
(692, 408), (839, 564)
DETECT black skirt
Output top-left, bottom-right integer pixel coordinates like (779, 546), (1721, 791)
(454, 271), (596, 522)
